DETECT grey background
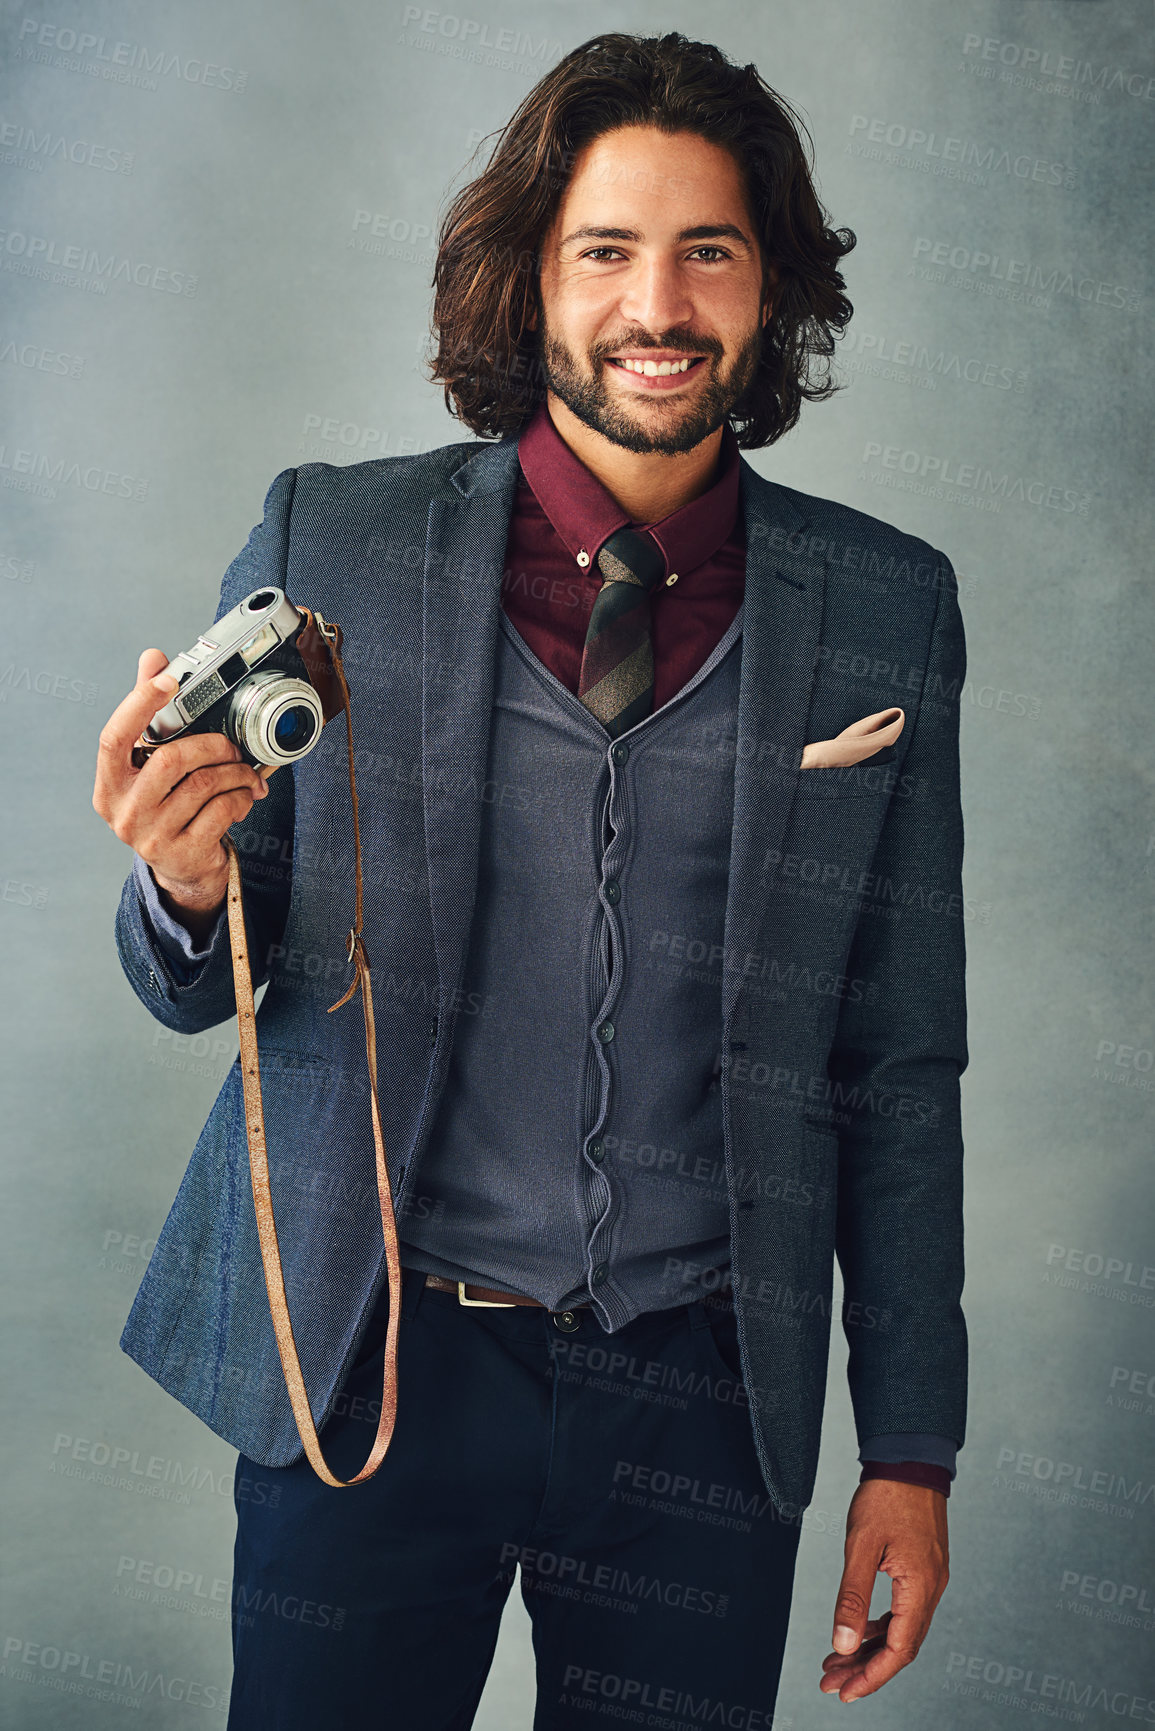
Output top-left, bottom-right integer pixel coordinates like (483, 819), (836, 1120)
(2, 0), (1153, 1724)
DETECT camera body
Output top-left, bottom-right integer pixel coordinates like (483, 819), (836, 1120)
(137, 587), (334, 769)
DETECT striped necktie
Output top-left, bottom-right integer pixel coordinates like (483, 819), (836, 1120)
(577, 527), (666, 739)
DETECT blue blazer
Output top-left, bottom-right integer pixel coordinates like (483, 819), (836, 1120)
(116, 435), (968, 1518)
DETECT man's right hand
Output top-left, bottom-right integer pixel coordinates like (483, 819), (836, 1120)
(93, 647), (272, 942)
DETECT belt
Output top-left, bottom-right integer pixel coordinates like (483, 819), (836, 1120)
(421, 1272), (591, 1311)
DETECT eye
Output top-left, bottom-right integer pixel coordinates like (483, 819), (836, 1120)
(581, 247), (626, 262)
(689, 246), (731, 262)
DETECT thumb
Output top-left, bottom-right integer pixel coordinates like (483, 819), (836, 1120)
(137, 647), (172, 680)
(832, 1544), (878, 1654)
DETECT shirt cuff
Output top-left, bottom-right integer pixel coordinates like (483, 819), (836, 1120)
(132, 853), (225, 977)
(857, 1432), (957, 1497)
(859, 1460), (952, 1497)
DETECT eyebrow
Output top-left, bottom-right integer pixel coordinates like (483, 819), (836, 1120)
(558, 223), (754, 249)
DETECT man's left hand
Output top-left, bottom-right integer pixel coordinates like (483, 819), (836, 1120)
(819, 1479), (949, 1703)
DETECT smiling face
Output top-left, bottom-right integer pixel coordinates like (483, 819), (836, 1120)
(536, 125), (771, 456)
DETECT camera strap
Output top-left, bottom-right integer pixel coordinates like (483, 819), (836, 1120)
(222, 605), (401, 1488)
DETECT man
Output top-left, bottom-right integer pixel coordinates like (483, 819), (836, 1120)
(93, 31), (966, 1728)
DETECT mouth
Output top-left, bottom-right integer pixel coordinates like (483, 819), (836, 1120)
(605, 353), (708, 382)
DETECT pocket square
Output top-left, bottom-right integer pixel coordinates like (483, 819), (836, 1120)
(800, 706), (905, 770)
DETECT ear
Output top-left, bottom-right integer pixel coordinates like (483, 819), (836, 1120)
(762, 260), (779, 326)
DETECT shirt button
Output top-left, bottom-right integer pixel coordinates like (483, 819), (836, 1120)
(588, 1140), (605, 1164)
(597, 1021), (615, 1043)
(604, 879), (620, 904)
(610, 742), (629, 765)
(591, 1264), (608, 1286)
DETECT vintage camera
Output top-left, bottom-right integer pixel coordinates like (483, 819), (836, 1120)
(133, 586), (337, 769)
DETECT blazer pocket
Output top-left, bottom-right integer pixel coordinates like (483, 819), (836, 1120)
(795, 745), (897, 798)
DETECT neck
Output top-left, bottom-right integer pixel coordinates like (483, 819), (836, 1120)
(545, 392), (724, 525)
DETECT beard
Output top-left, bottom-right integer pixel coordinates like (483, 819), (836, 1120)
(538, 320), (762, 455)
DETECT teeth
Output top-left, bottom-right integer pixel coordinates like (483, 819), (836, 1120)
(614, 357), (693, 375)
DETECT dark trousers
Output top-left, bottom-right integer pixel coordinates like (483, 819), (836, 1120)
(227, 1266), (801, 1730)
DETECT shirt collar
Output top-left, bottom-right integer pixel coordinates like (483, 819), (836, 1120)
(516, 400), (741, 579)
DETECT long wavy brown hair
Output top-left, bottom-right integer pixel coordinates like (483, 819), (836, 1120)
(429, 31), (855, 449)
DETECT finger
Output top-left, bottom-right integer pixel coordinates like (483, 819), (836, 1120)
(821, 1614), (889, 1672)
(94, 654), (181, 807)
(831, 1539), (880, 1657)
(116, 742), (254, 848)
(179, 786), (264, 852)
(835, 1634), (917, 1701)
(137, 647), (171, 685)
(837, 1593), (931, 1702)
(132, 730), (247, 803)
(820, 1615), (889, 1694)
(142, 762), (268, 842)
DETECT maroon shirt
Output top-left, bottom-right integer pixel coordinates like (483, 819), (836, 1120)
(501, 402), (744, 705)
(495, 402), (952, 1501)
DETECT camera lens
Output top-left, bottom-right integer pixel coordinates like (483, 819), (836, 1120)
(225, 672), (324, 766)
(274, 705), (317, 752)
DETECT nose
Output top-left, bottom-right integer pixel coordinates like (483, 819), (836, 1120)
(617, 256), (695, 337)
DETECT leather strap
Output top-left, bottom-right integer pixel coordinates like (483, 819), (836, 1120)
(223, 605), (401, 1488)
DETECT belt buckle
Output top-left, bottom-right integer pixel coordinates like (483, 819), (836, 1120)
(457, 1280), (518, 1308)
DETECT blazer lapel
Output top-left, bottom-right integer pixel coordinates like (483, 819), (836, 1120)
(721, 463), (824, 1021)
(422, 439), (521, 1012)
